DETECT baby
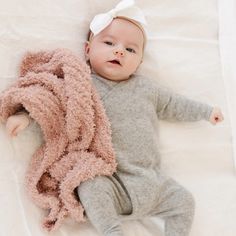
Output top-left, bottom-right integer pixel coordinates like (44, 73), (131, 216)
(4, 1), (224, 236)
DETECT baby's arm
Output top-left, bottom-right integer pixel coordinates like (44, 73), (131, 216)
(4, 112), (31, 137)
(156, 87), (223, 124)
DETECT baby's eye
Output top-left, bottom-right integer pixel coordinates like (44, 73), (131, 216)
(104, 41), (113, 46)
(126, 48), (136, 53)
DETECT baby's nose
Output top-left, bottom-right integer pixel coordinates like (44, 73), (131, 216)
(113, 49), (124, 57)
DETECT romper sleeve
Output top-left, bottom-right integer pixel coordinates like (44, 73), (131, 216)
(156, 87), (213, 122)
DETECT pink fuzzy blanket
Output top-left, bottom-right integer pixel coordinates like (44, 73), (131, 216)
(0, 49), (117, 231)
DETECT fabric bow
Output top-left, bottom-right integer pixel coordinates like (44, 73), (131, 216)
(90, 0), (147, 36)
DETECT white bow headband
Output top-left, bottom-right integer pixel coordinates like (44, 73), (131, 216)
(90, 0), (147, 37)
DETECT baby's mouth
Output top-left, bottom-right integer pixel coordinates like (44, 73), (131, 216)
(108, 59), (121, 66)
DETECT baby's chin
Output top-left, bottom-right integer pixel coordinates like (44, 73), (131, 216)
(96, 71), (131, 82)
(103, 74), (130, 82)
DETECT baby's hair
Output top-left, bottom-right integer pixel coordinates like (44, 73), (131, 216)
(85, 31), (92, 65)
(87, 30), (93, 42)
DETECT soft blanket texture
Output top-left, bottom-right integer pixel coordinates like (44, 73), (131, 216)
(0, 49), (117, 231)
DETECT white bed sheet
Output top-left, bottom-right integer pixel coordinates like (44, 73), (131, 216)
(0, 0), (235, 236)
(218, 0), (236, 167)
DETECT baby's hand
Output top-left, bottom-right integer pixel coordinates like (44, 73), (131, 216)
(0, 115), (4, 123)
(6, 112), (31, 137)
(209, 107), (224, 125)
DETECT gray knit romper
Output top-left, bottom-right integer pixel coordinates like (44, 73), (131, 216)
(77, 73), (212, 236)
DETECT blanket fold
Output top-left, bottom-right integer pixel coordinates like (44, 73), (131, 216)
(0, 48), (117, 231)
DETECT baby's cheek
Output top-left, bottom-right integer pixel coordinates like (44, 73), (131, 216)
(130, 60), (141, 72)
(89, 58), (100, 71)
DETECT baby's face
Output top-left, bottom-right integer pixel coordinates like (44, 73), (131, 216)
(85, 18), (144, 81)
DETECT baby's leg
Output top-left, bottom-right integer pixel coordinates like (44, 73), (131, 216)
(77, 175), (132, 236)
(151, 178), (195, 236)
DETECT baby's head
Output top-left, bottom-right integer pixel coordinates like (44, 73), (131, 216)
(85, 0), (147, 81)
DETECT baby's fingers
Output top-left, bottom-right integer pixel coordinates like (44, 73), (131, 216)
(11, 123), (28, 137)
(216, 112), (224, 122)
(10, 124), (21, 137)
(6, 120), (20, 137)
(218, 115), (224, 122)
(6, 116), (30, 137)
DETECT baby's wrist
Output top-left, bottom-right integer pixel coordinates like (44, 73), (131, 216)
(204, 106), (214, 121)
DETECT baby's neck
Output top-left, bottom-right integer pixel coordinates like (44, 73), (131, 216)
(91, 72), (136, 88)
(91, 70), (133, 83)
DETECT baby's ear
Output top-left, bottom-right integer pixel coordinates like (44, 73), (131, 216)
(84, 41), (90, 61)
